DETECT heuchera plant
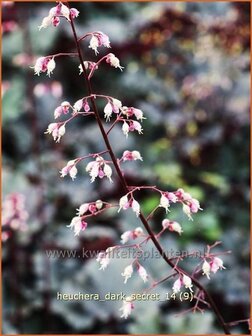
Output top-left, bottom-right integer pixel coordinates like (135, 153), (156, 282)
(32, 3), (231, 333)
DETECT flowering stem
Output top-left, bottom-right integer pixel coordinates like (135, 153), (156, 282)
(67, 7), (230, 334)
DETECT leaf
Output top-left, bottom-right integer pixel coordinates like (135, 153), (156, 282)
(2, 77), (25, 123)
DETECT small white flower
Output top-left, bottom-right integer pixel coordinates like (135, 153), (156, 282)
(138, 265), (148, 282)
(95, 200), (103, 210)
(89, 35), (99, 55)
(69, 166), (78, 180)
(60, 3), (70, 20)
(70, 8), (80, 19)
(86, 161), (100, 183)
(132, 151), (143, 161)
(121, 264), (133, 284)
(79, 62), (88, 74)
(33, 56), (47, 76)
(56, 124), (66, 142)
(97, 252), (110, 270)
(183, 203), (193, 220)
(120, 231), (131, 244)
(182, 274), (193, 292)
(67, 216), (87, 236)
(103, 164), (113, 182)
(45, 123), (57, 134)
(119, 297), (134, 319)
(122, 122), (129, 137)
(54, 106), (63, 119)
(73, 99), (83, 111)
(46, 58), (56, 77)
(96, 246), (116, 271)
(133, 108), (144, 121)
(112, 98), (122, 109)
(67, 159), (75, 166)
(202, 260), (211, 279)
(104, 102), (113, 121)
(172, 278), (182, 293)
(159, 194), (169, 212)
(167, 192), (177, 203)
(211, 257), (226, 273)
(132, 199), (140, 217)
(59, 159), (75, 178)
(133, 227), (143, 237)
(107, 53), (124, 71)
(132, 120), (143, 134)
(169, 221), (183, 235)
(162, 219), (170, 229)
(76, 203), (89, 216)
(38, 15), (52, 30)
(118, 195), (129, 212)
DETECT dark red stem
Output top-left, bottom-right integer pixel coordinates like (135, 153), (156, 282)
(67, 6), (230, 334)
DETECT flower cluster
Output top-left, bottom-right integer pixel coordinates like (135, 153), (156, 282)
(67, 200), (106, 236)
(162, 219), (183, 235)
(76, 200), (103, 216)
(172, 274), (193, 293)
(101, 96), (145, 137)
(60, 159), (78, 180)
(121, 150), (143, 162)
(38, 2), (79, 30)
(44, 122), (66, 142)
(2, 193), (29, 241)
(88, 31), (110, 55)
(32, 56), (56, 76)
(118, 194), (141, 217)
(120, 227), (144, 244)
(202, 257), (226, 279)
(159, 188), (202, 220)
(85, 156), (113, 183)
(175, 188), (202, 220)
(121, 263), (148, 284)
(54, 101), (71, 118)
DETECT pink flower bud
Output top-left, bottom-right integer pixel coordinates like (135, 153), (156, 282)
(70, 8), (79, 19)
(52, 16), (60, 27)
(61, 101), (70, 113)
(88, 204), (97, 214)
(83, 100), (90, 112)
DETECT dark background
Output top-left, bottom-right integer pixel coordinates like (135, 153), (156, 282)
(2, 2), (250, 334)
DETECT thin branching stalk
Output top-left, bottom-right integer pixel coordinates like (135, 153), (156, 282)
(67, 4), (231, 334)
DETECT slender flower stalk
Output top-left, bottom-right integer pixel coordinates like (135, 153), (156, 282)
(36, 3), (231, 333)
(67, 14), (230, 334)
